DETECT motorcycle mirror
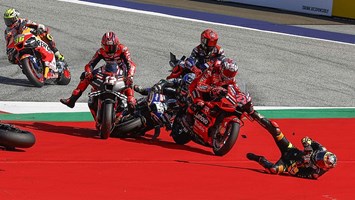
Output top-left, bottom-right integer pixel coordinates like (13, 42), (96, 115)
(169, 52), (177, 67)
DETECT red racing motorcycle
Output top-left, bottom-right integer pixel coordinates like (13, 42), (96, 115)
(7, 26), (71, 87)
(171, 85), (252, 156)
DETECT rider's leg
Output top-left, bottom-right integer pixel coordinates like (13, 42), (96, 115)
(247, 153), (285, 174)
(60, 72), (90, 108)
(250, 111), (293, 152)
(39, 32), (64, 61)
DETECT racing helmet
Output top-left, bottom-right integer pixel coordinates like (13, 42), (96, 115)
(200, 29), (218, 55)
(4, 8), (20, 28)
(313, 151), (337, 170)
(101, 32), (119, 54)
(104, 62), (119, 73)
(181, 73), (196, 92)
(221, 58), (238, 81)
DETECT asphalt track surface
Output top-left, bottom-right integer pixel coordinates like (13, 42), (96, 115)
(0, 0), (354, 107)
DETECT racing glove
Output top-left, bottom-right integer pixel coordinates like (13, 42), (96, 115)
(210, 87), (228, 98)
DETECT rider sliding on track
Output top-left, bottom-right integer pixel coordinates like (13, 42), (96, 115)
(247, 135), (337, 179)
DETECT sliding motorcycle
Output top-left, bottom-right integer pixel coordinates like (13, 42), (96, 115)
(111, 86), (178, 139)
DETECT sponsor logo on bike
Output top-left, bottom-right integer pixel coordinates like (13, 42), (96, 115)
(195, 113), (209, 126)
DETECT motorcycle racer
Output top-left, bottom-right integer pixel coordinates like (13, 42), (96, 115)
(187, 58), (337, 179)
(60, 32), (137, 112)
(3, 8), (65, 63)
(167, 29), (225, 79)
(135, 73), (196, 108)
(247, 136), (337, 179)
(188, 58), (240, 114)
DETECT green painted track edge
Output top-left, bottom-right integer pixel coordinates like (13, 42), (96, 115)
(0, 108), (354, 122)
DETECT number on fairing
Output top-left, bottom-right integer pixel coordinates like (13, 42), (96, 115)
(105, 76), (117, 85)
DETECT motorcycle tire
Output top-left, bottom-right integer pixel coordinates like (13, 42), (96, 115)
(111, 116), (145, 138)
(57, 68), (71, 85)
(100, 102), (114, 139)
(21, 57), (44, 87)
(213, 122), (240, 156)
(171, 118), (191, 145)
(0, 123), (36, 149)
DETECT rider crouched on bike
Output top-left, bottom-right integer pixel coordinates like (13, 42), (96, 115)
(4, 8), (65, 64)
(60, 32), (137, 113)
(167, 28), (225, 79)
(187, 58), (240, 123)
(187, 58), (282, 147)
(247, 136), (337, 179)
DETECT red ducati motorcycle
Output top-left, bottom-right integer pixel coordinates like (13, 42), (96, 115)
(171, 85), (252, 156)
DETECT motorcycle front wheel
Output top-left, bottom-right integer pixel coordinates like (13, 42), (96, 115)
(213, 122), (240, 156)
(100, 102), (114, 139)
(21, 57), (44, 87)
(171, 117), (191, 145)
(57, 62), (71, 85)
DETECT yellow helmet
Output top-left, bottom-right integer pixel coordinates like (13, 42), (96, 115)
(4, 8), (20, 27)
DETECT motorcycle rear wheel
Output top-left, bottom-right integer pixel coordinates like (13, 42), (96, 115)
(0, 123), (36, 149)
(100, 103), (114, 139)
(213, 122), (240, 156)
(21, 57), (44, 87)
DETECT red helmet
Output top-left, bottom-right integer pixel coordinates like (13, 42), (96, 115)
(221, 58), (238, 81)
(200, 29), (218, 54)
(101, 32), (119, 54)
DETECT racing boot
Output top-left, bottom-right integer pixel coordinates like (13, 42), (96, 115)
(60, 76), (90, 108)
(133, 85), (148, 95)
(60, 89), (82, 108)
(246, 153), (274, 169)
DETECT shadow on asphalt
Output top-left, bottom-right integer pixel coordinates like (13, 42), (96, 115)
(0, 75), (34, 87)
